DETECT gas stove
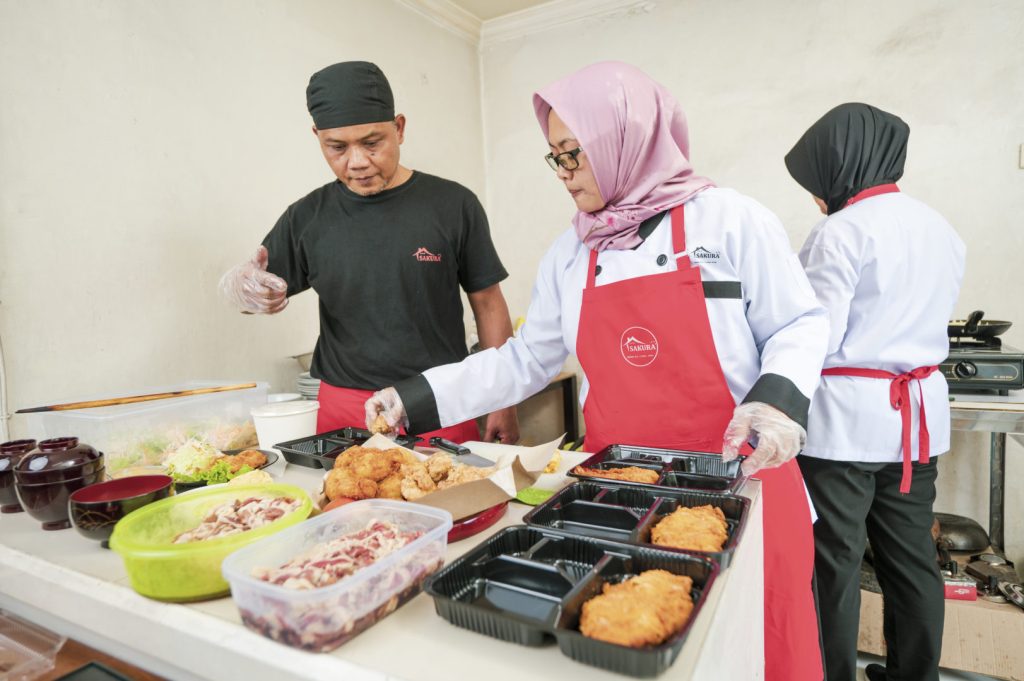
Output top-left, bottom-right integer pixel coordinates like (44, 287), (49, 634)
(942, 338), (1024, 395)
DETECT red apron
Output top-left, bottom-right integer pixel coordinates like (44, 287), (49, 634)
(316, 381), (480, 443)
(821, 365), (938, 493)
(577, 205), (822, 681)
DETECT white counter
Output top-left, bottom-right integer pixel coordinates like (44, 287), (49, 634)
(0, 465), (763, 681)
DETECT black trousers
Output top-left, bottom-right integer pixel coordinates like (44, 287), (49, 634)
(798, 456), (944, 681)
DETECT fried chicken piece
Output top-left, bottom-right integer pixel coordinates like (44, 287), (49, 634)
(325, 468), (378, 501)
(650, 505), (728, 552)
(333, 446), (398, 482)
(369, 413), (395, 436)
(424, 452), (453, 482)
(224, 449), (267, 472)
(573, 465), (660, 485)
(436, 462), (496, 490)
(376, 472), (404, 500)
(400, 462), (436, 501)
(580, 570), (694, 648)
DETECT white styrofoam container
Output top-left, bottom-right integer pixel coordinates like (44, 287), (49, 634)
(34, 381), (268, 476)
(222, 499), (452, 652)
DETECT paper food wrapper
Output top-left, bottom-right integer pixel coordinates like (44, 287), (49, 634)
(317, 433), (565, 521)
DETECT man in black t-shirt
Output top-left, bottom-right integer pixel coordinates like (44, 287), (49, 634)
(220, 61), (518, 444)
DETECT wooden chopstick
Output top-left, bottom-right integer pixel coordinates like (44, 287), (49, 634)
(16, 383), (259, 413)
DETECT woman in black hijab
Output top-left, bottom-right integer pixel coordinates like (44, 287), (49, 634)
(786, 103), (966, 681)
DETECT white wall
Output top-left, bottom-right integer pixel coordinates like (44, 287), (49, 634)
(476, 0), (1024, 561)
(0, 0), (483, 431)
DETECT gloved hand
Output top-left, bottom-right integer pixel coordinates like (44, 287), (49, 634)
(721, 402), (806, 476)
(364, 388), (409, 433)
(218, 246), (289, 314)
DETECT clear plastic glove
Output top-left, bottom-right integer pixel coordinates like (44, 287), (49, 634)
(721, 402), (806, 476)
(218, 246), (289, 314)
(364, 388), (409, 433)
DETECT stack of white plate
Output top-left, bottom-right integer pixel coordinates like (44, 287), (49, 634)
(296, 372), (321, 400)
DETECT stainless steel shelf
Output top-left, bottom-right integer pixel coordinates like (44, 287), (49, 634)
(949, 392), (1024, 551)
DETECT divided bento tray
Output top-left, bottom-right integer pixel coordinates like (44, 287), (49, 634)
(273, 427), (421, 469)
(523, 482), (748, 568)
(569, 444), (746, 494)
(424, 526), (719, 678)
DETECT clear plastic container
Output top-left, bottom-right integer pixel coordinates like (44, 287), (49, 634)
(32, 381), (268, 476)
(0, 610), (66, 681)
(222, 499), (453, 652)
(109, 483), (312, 602)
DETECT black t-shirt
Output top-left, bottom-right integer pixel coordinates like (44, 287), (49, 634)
(262, 171), (508, 390)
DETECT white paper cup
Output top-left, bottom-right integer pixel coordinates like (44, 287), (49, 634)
(250, 401), (319, 454)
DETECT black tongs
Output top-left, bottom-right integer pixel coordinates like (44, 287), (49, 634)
(429, 437), (495, 468)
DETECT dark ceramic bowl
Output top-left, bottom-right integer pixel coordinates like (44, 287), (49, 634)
(16, 467), (106, 530)
(69, 475), (173, 546)
(14, 437), (103, 485)
(0, 439), (36, 513)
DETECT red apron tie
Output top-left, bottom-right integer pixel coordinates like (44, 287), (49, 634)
(821, 365), (938, 493)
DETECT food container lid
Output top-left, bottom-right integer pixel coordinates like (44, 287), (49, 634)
(1, 439), (37, 456)
(251, 401), (319, 418)
(15, 437), (101, 473)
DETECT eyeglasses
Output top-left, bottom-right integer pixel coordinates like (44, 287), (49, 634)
(544, 147), (583, 171)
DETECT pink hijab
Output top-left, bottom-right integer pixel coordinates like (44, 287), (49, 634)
(534, 62), (715, 251)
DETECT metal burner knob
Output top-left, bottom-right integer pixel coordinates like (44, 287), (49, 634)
(954, 361), (978, 378)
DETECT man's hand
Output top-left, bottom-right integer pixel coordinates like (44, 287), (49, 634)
(721, 402), (805, 476)
(364, 388), (408, 433)
(218, 246), (289, 314)
(482, 406), (520, 444)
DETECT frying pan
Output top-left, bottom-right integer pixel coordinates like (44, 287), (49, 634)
(934, 512), (990, 552)
(948, 310), (1012, 339)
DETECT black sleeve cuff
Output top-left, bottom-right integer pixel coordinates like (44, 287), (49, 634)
(741, 373), (810, 430)
(394, 374), (442, 435)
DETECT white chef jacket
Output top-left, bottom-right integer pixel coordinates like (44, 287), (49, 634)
(420, 188), (829, 430)
(799, 192), (966, 462)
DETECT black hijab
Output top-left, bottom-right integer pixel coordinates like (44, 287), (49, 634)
(784, 103), (909, 215)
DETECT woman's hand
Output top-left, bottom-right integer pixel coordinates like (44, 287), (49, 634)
(722, 402), (806, 476)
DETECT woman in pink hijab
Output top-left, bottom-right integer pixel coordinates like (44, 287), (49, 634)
(368, 62), (828, 680)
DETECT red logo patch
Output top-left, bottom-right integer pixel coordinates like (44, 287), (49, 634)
(620, 326), (659, 367)
(412, 247), (442, 262)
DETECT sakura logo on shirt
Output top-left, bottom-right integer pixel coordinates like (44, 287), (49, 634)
(412, 247), (442, 262)
(620, 326), (659, 367)
(690, 246), (720, 263)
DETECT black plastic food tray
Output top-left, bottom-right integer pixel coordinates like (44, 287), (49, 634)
(523, 482), (748, 568)
(424, 525), (719, 678)
(273, 427), (421, 469)
(569, 444), (746, 494)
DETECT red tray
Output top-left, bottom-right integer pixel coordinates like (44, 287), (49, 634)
(448, 501), (508, 542)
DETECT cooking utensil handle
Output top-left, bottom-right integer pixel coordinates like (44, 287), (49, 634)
(429, 437), (471, 456)
(15, 383), (259, 413)
(964, 310), (984, 335)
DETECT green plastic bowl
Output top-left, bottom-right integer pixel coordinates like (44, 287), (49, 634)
(109, 483), (313, 602)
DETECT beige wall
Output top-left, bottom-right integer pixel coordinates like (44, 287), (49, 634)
(0, 0), (483, 429)
(477, 0), (1024, 562)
